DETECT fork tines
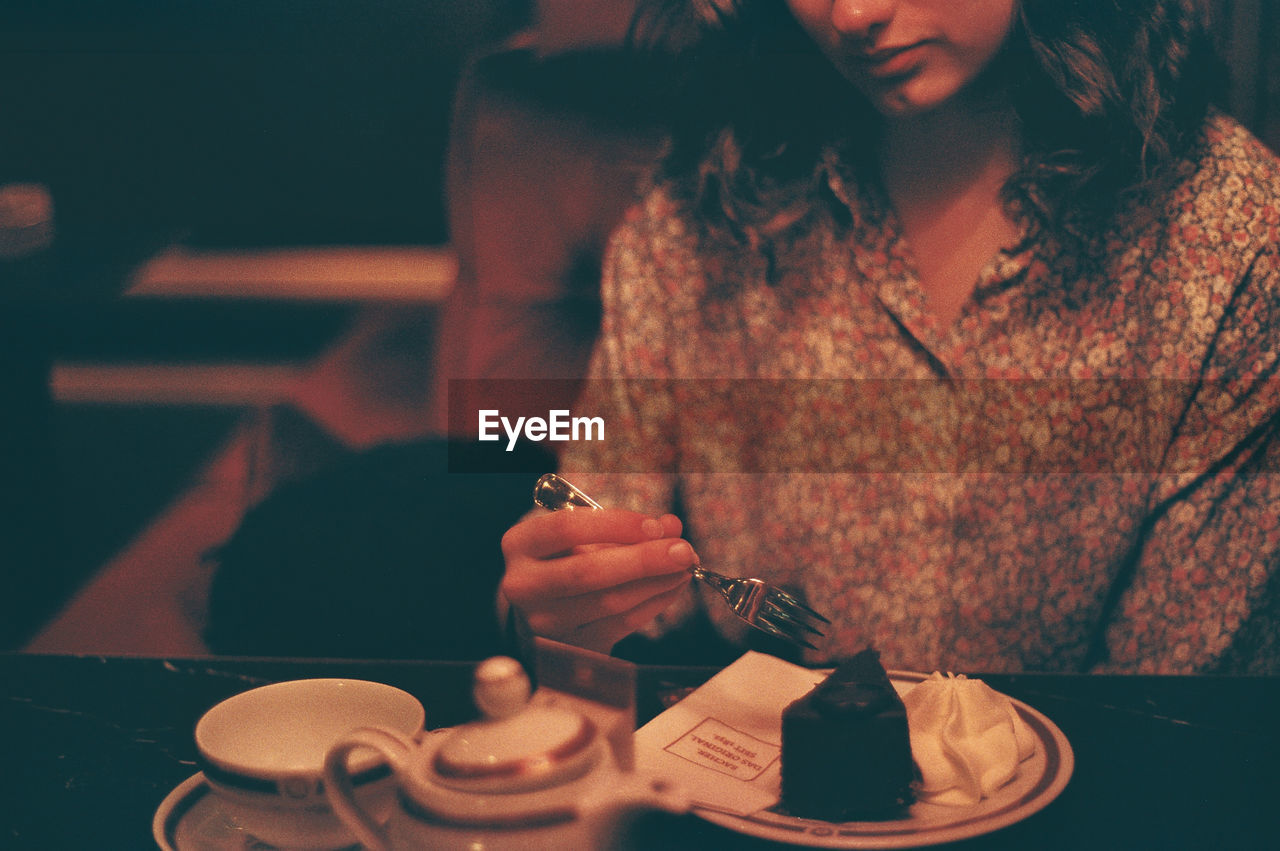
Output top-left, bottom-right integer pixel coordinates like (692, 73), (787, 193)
(757, 590), (829, 650)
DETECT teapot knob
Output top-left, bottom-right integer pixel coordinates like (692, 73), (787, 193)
(473, 656), (530, 720)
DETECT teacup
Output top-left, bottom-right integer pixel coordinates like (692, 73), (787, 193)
(195, 678), (425, 849)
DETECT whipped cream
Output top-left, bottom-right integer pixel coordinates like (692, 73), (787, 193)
(901, 673), (1037, 806)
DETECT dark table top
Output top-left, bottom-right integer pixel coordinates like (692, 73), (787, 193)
(4, 652), (1278, 850)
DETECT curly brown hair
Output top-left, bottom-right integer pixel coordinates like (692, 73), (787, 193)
(629, 0), (1225, 247)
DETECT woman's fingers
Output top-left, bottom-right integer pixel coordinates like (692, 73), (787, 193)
(499, 507), (695, 653)
(503, 535), (697, 601)
(525, 569), (691, 632)
(531, 576), (692, 653)
(502, 508), (682, 560)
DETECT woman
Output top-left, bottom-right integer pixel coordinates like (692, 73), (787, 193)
(499, 0), (1280, 673)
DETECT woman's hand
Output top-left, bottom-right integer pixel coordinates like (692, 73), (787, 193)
(500, 508), (697, 654)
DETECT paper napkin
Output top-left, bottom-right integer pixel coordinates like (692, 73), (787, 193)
(634, 651), (827, 815)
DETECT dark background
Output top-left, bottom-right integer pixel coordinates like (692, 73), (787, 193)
(0, 0), (531, 648)
(0, 0), (530, 250)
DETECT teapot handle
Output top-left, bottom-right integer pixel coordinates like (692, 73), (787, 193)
(323, 726), (414, 851)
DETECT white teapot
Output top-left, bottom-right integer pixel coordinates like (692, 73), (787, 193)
(323, 656), (688, 850)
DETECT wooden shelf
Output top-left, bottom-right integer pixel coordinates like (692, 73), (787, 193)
(127, 244), (457, 303)
(50, 362), (306, 406)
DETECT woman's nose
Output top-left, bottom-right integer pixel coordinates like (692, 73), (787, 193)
(830, 0), (896, 38)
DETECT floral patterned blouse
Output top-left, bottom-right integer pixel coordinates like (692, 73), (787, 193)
(559, 111), (1280, 674)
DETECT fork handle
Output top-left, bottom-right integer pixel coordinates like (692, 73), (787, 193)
(534, 473), (603, 511)
(687, 563), (732, 592)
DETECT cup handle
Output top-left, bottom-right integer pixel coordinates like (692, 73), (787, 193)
(323, 726), (413, 851)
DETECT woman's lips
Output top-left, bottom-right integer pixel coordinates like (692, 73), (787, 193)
(855, 42), (929, 78)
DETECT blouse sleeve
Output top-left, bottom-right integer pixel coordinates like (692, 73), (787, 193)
(1097, 245), (1280, 673)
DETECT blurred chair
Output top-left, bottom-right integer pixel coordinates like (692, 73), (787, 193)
(202, 38), (668, 659)
(431, 37), (666, 435)
(27, 24), (669, 658)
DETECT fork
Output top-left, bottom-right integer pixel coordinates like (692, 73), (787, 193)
(532, 473), (830, 649)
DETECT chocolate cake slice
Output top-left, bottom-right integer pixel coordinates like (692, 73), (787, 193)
(780, 647), (914, 820)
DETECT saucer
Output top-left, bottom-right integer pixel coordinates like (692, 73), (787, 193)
(153, 773), (360, 851)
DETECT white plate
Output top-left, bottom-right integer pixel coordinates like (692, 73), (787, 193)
(152, 773), (360, 851)
(692, 672), (1074, 849)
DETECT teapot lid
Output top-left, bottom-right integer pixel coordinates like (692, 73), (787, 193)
(431, 656), (599, 793)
